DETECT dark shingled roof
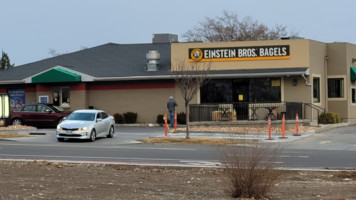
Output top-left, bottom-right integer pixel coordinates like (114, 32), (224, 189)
(0, 43), (172, 82)
(0, 42), (309, 83)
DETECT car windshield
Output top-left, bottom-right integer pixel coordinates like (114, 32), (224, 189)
(48, 105), (64, 112)
(14, 106), (24, 111)
(67, 112), (95, 121)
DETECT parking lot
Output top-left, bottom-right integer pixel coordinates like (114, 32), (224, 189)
(5, 126), (165, 145)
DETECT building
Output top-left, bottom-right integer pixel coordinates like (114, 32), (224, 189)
(0, 40), (183, 123)
(1, 35), (356, 124)
(172, 39), (356, 123)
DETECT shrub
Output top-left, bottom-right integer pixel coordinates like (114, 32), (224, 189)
(177, 112), (186, 124)
(220, 141), (280, 199)
(123, 112), (137, 123)
(113, 113), (124, 124)
(157, 114), (171, 125)
(156, 114), (165, 125)
(319, 112), (340, 124)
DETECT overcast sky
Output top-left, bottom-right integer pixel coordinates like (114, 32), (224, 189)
(1, 0), (355, 66)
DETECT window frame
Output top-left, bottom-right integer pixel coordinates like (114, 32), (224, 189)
(53, 87), (71, 108)
(327, 76), (346, 101)
(313, 75), (321, 104)
(351, 87), (356, 105)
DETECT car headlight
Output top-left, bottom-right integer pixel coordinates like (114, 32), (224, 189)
(78, 127), (88, 131)
(57, 125), (62, 130)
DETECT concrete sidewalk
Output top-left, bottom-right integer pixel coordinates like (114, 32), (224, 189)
(160, 122), (350, 143)
(163, 131), (314, 143)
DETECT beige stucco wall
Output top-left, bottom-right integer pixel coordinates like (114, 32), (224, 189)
(172, 39), (314, 106)
(25, 91), (36, 104)
(283, 76), (311, 103)
(21, 82), (185, 123)
(327, 43), (349, 121)
(347, 43), (356, 124)
(86, 85), (185, 123)
(70, 90), (88, 111)
(307, 41), (328, 120)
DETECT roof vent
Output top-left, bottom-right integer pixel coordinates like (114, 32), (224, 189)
(146, 50), (160, 71)
(152, 34), (178, 43)
(281, 36), (304, 40)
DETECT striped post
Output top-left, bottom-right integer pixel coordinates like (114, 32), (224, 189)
(164, 114), (168, 136)
(174, 111), (177, 133)
(293, 113), (300, 136)
(267, 116), (273, 140)
(280, 114), (287, 139)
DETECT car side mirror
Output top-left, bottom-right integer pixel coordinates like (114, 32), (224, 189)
(45, 109), (52, 113)
(96, 118), (102, 122)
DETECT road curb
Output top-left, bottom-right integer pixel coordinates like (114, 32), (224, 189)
(0, 127), (37, 135)
(314, 123), (349, 133)
(2, 159), (356, 172)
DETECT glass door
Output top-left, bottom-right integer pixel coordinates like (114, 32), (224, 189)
(232, 79), (249, 120)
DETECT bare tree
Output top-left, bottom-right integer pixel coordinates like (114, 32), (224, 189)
(48, 48), (63, 57)
(171, 59), (212, 139)
(48, 47), (88, 58)
(183, 10), (295, 42)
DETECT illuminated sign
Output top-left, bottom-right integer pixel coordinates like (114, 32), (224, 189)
(0, 94), (10, 120)
(189, 45), (290, 62)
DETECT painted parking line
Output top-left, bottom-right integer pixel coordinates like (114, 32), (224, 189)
(280, 155), (309, 158)
(320, 140), (332, 144)
(0, 143), (196, 151)
(0, 153), (189, 161)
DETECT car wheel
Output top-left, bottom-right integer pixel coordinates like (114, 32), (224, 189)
(89, 130), (96, 142)
(107, 126), (114, 138)
(11, 118), (23, 126)
(57, 138), (64, 142)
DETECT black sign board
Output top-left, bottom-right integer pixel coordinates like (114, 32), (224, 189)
(188, 45), (290, 62)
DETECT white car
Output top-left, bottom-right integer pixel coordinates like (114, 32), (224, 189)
(56, 109), (115, 142)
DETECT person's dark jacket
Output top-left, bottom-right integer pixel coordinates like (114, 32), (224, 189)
(167, 99), (178, 112)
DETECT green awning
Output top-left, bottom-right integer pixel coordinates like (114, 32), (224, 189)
(32, 68), (81, 83)
(351, 67), (356, 81)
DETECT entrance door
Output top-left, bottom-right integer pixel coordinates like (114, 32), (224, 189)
(233, 79), (249, 120)
(53, 90), (60, 106)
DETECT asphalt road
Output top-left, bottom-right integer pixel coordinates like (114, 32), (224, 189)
(0, 125), (356, 169)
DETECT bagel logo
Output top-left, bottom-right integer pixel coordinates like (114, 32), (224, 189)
(190, 48), (203, 61)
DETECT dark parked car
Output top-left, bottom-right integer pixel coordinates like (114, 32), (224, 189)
(8, 103), (71, 127)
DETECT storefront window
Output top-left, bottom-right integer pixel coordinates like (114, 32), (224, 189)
(53, 87), (70, 107)
(313, 77), (320, 103)
(201, 80), (232, 103)
(200, 78), (281, 103)
(328, 78), (344, 98)
(249, 78), (281, 102)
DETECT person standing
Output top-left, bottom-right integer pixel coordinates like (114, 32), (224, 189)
(167, 96), (178, 128)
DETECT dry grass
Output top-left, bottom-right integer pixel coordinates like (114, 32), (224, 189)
(0, 125), (34, 130)
(334, 171), (356, 179)
(0, 125), (34, 138)
(0, 132), (29, 138)
(138, 137), (255, 145)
